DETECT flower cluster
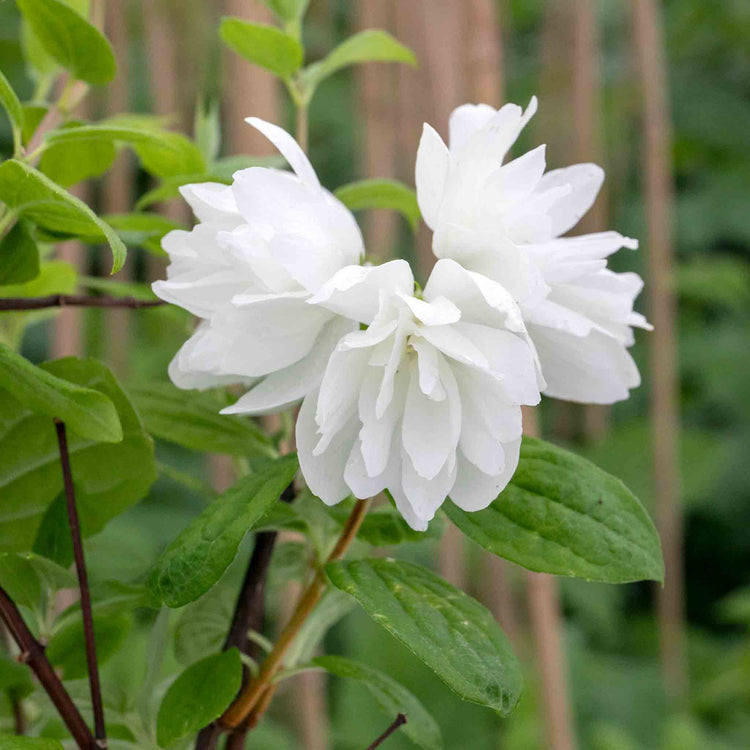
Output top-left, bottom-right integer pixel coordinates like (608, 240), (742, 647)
(155, 99), (648, 530)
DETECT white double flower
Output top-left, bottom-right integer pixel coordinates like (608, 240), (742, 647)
(156, 97), (648, 530)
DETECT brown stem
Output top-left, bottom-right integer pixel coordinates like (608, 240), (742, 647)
(220, 498), (371, 730)
(0, 584), (94, 747)
(194, 484), (296, 749)
(11, 691), (26, 735)
(55, 421), (106, 747)
(366, 713), (407, 750)
(0, 295), (165, 312)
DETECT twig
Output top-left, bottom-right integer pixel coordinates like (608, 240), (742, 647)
(11, 691), (25, 735)
(366, 713), (407, 750)
(0, 295), (165, 312)
(220, 497), (372, 730)
(195, 484), (296, 749)
(0, 584), (94, 748)
(55, 420), (107, 747)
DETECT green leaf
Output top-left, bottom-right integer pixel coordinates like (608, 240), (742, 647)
(102, 213), (185, 255)
(0, 344), (122, 442)
(326, 558), (522, 715)
(173, 587), (233, 666)
(219, 18), (304, 79)
(130, 382), (274, 458)
(21, 104), (49, 148)
(47, 609), (132, 679)
(79, 275), (159, 301)
(0, 736), (63, 749)
(0, 357), (156, 551)
(0, 69), (24, 153)
(0, 160), (127, 273)
(0, 552), (75, 612)
(156, 649), (243, 748)
(313, 655), (442, 749)
(44, 123), (206, 179)
(444, 437), (665, 584)
(304, 30), (417, 96)
(0, 655), (34, 699)
(262, 0), (310, 24)
(0, 220), (40, 286)
(39, 120), (117, 187)
(16, 0), (116, 85)
(335, 179), (421, 231)
(33, 495), (73, 567)
(194, 99), (221, 164)
(149, 454), (298, 607)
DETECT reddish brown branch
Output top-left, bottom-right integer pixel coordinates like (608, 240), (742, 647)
(366, 713), (407, 750)
(0, 584), (94, 748)
(55, 420), (106, 746)
(0, 295), (165, 311)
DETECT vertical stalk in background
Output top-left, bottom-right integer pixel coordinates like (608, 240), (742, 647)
(572, 0), (611, 443)
(55, 420), (106, 746)
(356, 0), (399, 262)
(523, 409), (577, 750)
(103, 0), (135, 378)
(142, 0), (188, 283)
(463, 0), (521, 646)
(631, 0), (686, 706)
(413, 0), (469, 589)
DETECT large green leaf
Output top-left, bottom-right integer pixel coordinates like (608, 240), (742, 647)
(47, 608), (132, 679)
(156, 649), (242, 748)
(335, 179), (421, 231)
(102, 213), (185, 256)
(304, 30), (416, 96)
(39, 120), (117, 187)
(0, 655), (34, 699)
(44, 123), (206, 178)
(0, 736), (63, 749)
(0, 357), (156, 551)
(0, 160), (126, 273)
(16, 0), (116, 85)
(0, 220), (39, 286)
(444, 437), (664, 584)
(149, 454), (298, 607)
(0, 69), (24, 153)
(0, 344), (122, 443)
(220, 18), (303, 79)
(130, 382), (274, 458)
(326, 559), (522, 715)
(314, 655), (442, 749)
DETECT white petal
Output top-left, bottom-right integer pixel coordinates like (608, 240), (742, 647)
(449, 440), (521, 512)
(309, 260), (414, 324)
(411, 338), (446, 401)
(179, 182), (240, 225)
(221, 317), (355, 415)
(448, 103), (498, 152)
(401, 356), (460, 480)
(359, 366), (408, 477)
(398, 294), (461, 327)
(530, 323), (641, 404)
(315, 346), (370, 451)
(418, 325), (489, 371)
(415, 123), (450, 228)
(296, 390), (357, 506)
(535, 163), (605, 237)
(400, 449), (456, 527)
(245, 117), (320, 189)
(482, 144), (547, 215)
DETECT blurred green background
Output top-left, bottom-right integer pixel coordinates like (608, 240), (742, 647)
(0, 0), (748, 748)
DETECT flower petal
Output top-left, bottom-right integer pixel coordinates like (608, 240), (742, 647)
(415, 123), (450, 228)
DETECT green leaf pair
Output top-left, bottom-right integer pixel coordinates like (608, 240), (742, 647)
(0, 160), (127, 273)
(220, 19), (416, 105)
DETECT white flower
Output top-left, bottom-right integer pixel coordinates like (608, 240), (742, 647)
(153, 118), (364, 411)
(416, 97), (651, 404)
(296, 258), (543, 531)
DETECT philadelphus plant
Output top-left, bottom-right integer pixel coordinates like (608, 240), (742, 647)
(155, 97), (648, 530)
